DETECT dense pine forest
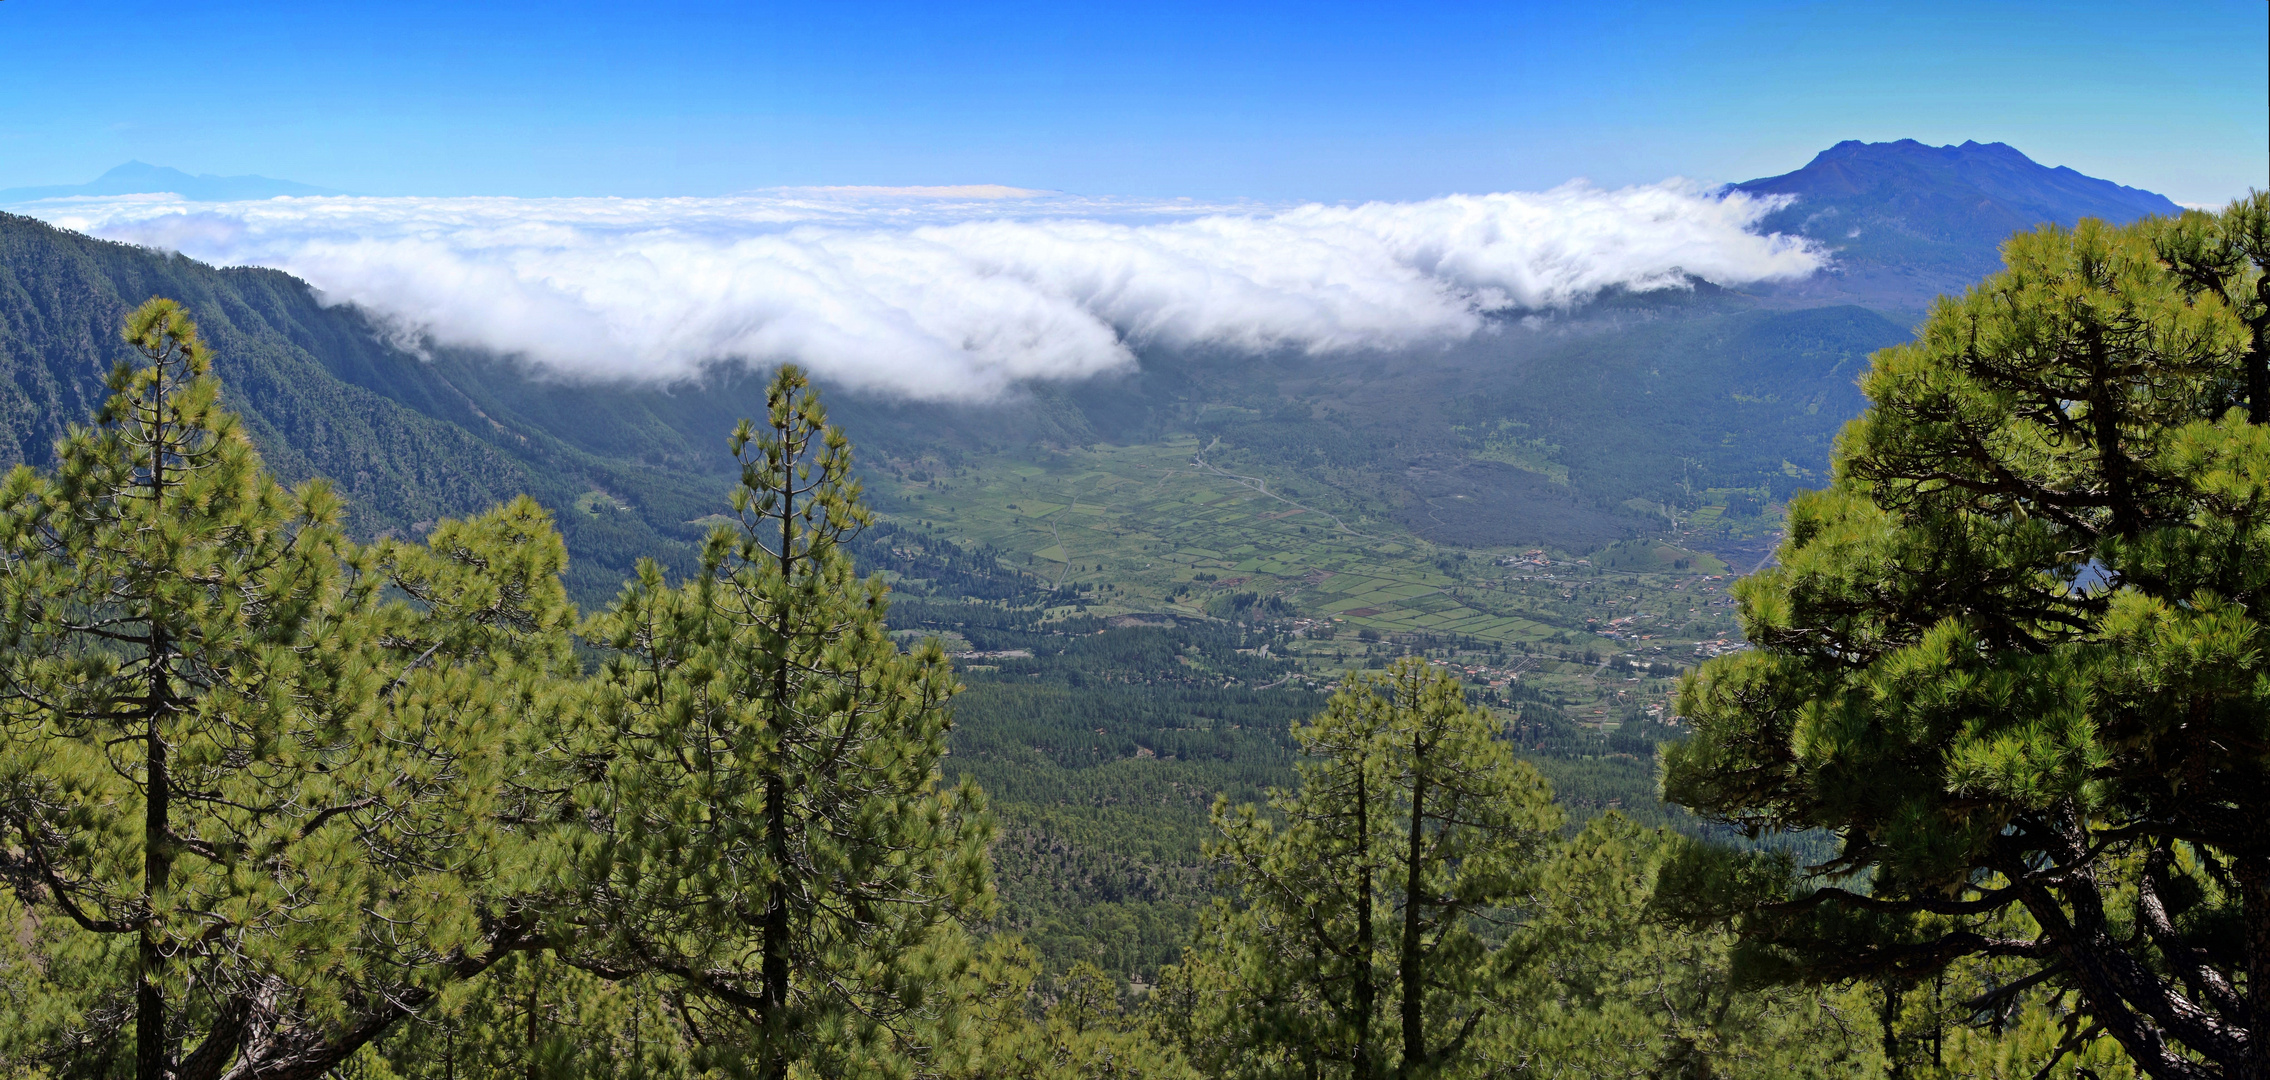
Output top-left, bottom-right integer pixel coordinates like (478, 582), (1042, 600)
(0, 194), (2266, 1080)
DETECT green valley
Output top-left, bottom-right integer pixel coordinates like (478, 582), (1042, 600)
(0, 135), (2240, 1078)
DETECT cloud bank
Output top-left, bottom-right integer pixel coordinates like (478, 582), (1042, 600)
(14, 183), (1822, 400)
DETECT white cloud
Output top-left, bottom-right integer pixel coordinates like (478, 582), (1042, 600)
(11, 182), (1822, 400)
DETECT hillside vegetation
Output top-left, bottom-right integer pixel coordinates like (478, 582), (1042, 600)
(0, 143), (2247, 1079)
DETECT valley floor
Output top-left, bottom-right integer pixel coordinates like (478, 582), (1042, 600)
(861, 437), (1797, 979)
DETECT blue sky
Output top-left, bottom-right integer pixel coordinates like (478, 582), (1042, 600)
(1, 0), (2262, 204)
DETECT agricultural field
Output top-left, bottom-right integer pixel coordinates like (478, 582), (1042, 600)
(868, 434), (1769, 675)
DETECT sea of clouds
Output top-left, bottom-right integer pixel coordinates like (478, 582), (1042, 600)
(11, 182), (1823, 400)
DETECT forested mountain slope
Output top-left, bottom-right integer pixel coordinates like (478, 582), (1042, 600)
(0, 212), (730, 597)
(0, 213), (529, 528)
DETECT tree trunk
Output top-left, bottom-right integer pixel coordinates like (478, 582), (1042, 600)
(139, 363), (174, 1080)
(1399, 751), (1427, 1078)
(763, 771), (790, 1012)
(525, 961), (540, 1080)
(138, 710), (170, 1080)
(760, 456), (796, 1078)
(1352, 765), (1376, 1080)
(2087, 331), (2137, 538)
(2241, 860), (2269, 1080)
(1880, 981), (1905, 1080)
(2248, 347), (2268, 427)
(2246, 272), (2269, 425)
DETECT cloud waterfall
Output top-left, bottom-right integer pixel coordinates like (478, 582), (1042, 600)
(16, 182), (1821, 399)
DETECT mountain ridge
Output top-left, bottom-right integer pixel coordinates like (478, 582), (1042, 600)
(0, 161), (342, 203)
(1731, 138), (2184, 316)
(1743, 139), (2178, 220)
(0, 210), (713, 599)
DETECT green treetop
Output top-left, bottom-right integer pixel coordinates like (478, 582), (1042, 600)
(1166, 657), (1559, 1080)
(577, 364), (994, 1078)
(1665, 196), (2270, 1079)
(0, 300), (584, 1078)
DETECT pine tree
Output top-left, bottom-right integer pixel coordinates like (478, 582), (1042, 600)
(1664, 197), (2270, 1079)
(1477, 814), (1884, 1079)
(1170, 658), (1558, 1080)
(578, 364), (994, 1077)
(363, 952), (699, 1080)
(938, 946), (1201, 1080)
(0, 300), (584, 1077)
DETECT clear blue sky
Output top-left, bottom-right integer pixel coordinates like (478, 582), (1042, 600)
(1, 0), (2262, 204)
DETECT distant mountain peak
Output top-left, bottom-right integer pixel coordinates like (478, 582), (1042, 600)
(1730, 139), (2183, 317)
(1814, 138), (2029, 162)
(0, 162), (341, 203)
(1740, 139), (2179, 221)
